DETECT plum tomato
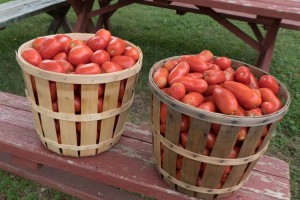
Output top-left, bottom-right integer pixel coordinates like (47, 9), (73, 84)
(68, 45), (94, 65)
(21, 48), (42, 66)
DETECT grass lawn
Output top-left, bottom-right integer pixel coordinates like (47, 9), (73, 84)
(0, 2), (299, 199)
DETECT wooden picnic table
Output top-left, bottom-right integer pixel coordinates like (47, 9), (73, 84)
(67, 0), (300, 72)
(0, 91), (291, 199)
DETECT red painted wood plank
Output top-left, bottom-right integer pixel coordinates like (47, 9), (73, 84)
(0, 92), (291, 199)
(0, 152), (145, 200)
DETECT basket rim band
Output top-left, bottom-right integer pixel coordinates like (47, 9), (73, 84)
(152, 125), (268, 166)
(16, 33), (143, 84)
(148, 56), (291, 126)
(37, 127), (123, 151)
(26, 91), (134, 122)
(153, 158), (248, 194)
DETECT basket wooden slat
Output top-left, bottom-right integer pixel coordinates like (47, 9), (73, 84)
(56, 82), (77, 157)
(163, 106), (181, 188)
(148, 55), (290, 199)
(16, 33), (143, 157)
(35, 77), (60, 154)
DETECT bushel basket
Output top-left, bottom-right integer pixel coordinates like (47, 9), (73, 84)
(148, 56), (290, 199)
(16, 33), (143, 157)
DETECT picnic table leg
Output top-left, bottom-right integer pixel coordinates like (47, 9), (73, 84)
(69, 0), (96, 33)
(46, 4), (72, 34)
(255, 19), (281, 72)
(96, 0), (112, 30)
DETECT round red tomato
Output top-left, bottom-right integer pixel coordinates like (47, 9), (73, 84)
(38, 60), (66, 73)
(106, 37), (126, 56)
(95, 29), (112, 43)
(75, 63), (101, 74)
(33, 37), (47, 51)
(39, 37), (64, 59)
(21, 48), (42, 66)
(54, 34), (72, 53)
(102, 61), (123, 73)
(68, 45), (93, 65)
(111, 55), (136, 69)
(56, 60), (74, 73)
(212, 57), (231, 70)
(91, 50), (110, 66)
(87, 36), (107, 51)
(122, 46), (140, 61)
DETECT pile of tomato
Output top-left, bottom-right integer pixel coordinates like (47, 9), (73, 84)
(21, 29), (140, 74)
(153, 50), (283, 188)
(21, 29), (140, 144)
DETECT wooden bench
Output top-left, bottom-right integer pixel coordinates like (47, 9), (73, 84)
(0, 0), (72, 33)
(67, 0), (300, 72)
(0, 91), (291, 199)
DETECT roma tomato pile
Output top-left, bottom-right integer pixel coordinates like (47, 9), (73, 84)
(154, 50), (283, 188)
(21, 29), (140, 75)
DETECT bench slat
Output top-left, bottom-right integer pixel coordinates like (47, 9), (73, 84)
(0, 0), (69, 28)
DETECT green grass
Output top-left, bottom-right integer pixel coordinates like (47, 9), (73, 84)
(0, 2), (299, 199)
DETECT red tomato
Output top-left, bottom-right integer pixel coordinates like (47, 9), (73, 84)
(102, 61), (123, 73)
(181, 92), (204, 107)
(161, 88), (170, 95)
(98, 97), (104, 113)
(168, 83), (186, 100)
(211, 123), (220, 134)
(212, 57), (231, 70)
(52, 101), (58, 112)
(74, 95), (81, 113)
(186, 72), (204, 79)
(170, 76), (208, 94)
(160, 103), (168, 124)
(50, 81), (57, 102)
(262, 126), (268, 137)
(87, 36), (107, 51)
(178, 55), (192, 62)
(122, 46), (140, 61)
(56, 60), (74, 73)
(204, 70), (226, 85)
(235, 105), (246, 116)
(223, 67), (235, 81)
(76, 122), (81, 133)
(91, 50), (110, 66)
(53, 52), (68, 61)
(259, 88), (282, 114)
(38, 60), (66, 73)
(22, 48), (42, 66)
(33, 37), (47, 51)
(111, 55), (136, 69)
(69, 39), (86, 50)
(118, 80), (126, 101)
(39, 37), (64, 59)
(163, 59), (179, 72)
(153, 68), (169, 89)
(197, 102), (217, 112)
(207, 64), (220, 71)
(204, 95), (214, 103)
(54, 34), (72, 53)
(237, 127), (248, 141)
(176, 155), (183, 169)
(168, 61), (190, 83)
(180, 132), (188, 148)
(235, 66), (251, 85)
(68, 45), (93, 65)
(196, 50), (213, 63)
(75, 63), (101, 74)
(229, 147), (240, 158)
(213, 87), (239, 115)
(180, 115), (190, 132)
(187, 56), (209, 73)
(248, 72), (259, 89)
(55, 120), (60, 133)
(95, 29), (112, 43)
(223, 81), (262, 110)
(256, 138), (263, 149)
(106, 37), (126, 56)
(203, 84), (222, 96)
(245, 108), (263, 116)
(206, 131), (216, 149)
(258, 75), (279, 95)
(160, 123), (166, 135)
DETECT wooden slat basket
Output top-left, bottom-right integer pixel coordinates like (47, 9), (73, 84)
(16, 33), (143, 157)
(148, 56), (290, 199)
